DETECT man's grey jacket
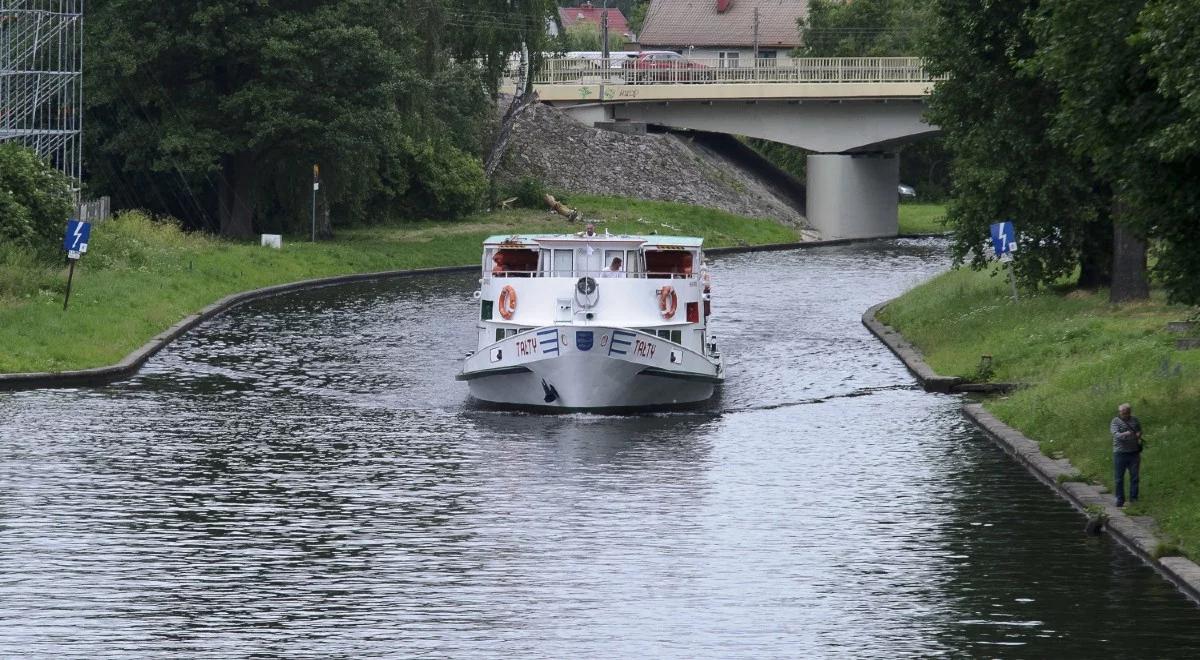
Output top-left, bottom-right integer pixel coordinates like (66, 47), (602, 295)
(1111, 416), (1143, 454)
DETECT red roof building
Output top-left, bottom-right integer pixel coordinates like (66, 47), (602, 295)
(558, 2), (634, 40)
(639, 0), (807, 60)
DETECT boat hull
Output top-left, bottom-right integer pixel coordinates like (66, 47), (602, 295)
(458, 326), (722, 410)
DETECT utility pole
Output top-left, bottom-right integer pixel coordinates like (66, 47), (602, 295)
(600, 1), (610, 103)
(752, 7), (760, 62)
(601, 2), (610, 62)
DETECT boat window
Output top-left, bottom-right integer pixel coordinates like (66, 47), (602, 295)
(577, 246), (603, 274)
(602, 249), (624, 275)
(625, 250), (643, 275)
(645, 250), (695, 278)
(491, 248), (538, 277)
(552, 249), (574, 277)
(539, 249), (551, 276)
(656, 329), (683, 344)
(495, 327), (520, 342)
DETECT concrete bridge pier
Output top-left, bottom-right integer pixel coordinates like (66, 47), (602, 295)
(806, 153), (899, 240)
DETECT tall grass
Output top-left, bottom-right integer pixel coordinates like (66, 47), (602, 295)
(882, 266), (1200, 558)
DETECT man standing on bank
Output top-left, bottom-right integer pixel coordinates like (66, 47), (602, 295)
(1110, 403), (1144, 507)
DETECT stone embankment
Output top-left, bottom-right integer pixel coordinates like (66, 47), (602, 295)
(494, 99), (809, 229)
(863, 300), (1200, 606)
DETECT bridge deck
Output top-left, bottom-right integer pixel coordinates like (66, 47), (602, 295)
(517, 56), (937, 102)
(528, 81), (933, 103)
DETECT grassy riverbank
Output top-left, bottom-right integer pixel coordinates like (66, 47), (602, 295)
(0, 195), (800, 374)
(897, 203), (947, 235)
(880, 266), (1200, 558)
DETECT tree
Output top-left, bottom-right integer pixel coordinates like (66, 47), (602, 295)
(0, 143), (75, 256)
(923, 0), (1112, 289)
(85, 0), (557, 238)
(1129, 1), (1200, 305)
(1031, 0), (1156, 301)
(797, 0), (927, 57)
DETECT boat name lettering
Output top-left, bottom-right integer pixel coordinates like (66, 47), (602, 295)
(516, 337), (539, 356)
(634, 339), (656, 359)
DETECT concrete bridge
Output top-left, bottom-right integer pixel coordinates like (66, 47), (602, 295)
(529, 57), (939, 239)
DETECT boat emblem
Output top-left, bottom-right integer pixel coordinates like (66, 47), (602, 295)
(576, 331), (594, 351)
(541, 378), (559, 403)
(490, 348), (503, 362)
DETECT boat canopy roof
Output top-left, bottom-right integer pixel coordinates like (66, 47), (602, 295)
(483, 234), (704, 249)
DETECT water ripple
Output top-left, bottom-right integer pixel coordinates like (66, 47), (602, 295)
(2, 240), (1199, 657)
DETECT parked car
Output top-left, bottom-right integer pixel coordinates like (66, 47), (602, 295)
(898, 183), (917, 199)
(565, 51), (638, 70)
(626, 51), (710, 82)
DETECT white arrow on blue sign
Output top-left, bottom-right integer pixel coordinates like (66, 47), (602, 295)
(989, 220), (1017, 258)
(63, 219), (92, 256)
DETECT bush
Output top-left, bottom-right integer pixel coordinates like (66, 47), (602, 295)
(404, 139), (487, 219)
(0, 143), (75, 257)
(505, 177), (547, 208)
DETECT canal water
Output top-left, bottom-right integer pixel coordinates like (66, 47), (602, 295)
(2, 239), (1198, 657)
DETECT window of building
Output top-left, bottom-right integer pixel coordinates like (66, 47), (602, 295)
(758, 50), (778, 66)
(718, 51), (740, 68)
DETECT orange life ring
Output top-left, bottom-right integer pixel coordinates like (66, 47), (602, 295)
(658, 286), (678, 319)
(498, 285), (518, 319)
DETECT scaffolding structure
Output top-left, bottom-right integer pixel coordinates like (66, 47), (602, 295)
(0, 0), (84, 185)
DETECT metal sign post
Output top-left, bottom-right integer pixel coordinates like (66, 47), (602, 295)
(62, 219), (91, 310)
(989, 220), (1019, 301)
(311, 164), (320, 242)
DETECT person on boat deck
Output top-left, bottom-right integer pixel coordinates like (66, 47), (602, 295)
(491, 253), (506, 276)
(602, 256), (624, 277)
(580, 223), (596, 237)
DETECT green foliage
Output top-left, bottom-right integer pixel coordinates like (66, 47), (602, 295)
(797, 0), (928, 57)
(923, 0), (1110, 290)
(744, 138), (806, 180)
(504, 177), (548, 208)
(1129, 1), (1200, 305)
(403, 139), (489, 220)
(927, 0), (1200, 304)
(628, 1), (649, 35)
(1153, 541), (1182, 559)
(0, 143), (75, 256)
(84, 0), (557, 236)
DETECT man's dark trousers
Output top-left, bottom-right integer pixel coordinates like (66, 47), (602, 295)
(1114, 451), (1140, 505)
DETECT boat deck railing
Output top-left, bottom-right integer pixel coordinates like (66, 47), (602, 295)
(490, 269), (699, 280)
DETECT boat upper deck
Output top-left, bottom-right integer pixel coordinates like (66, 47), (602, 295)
(483, 234), (706, 279)
(483, 234), (704, 248)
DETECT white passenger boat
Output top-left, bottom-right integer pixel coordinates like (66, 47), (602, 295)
(457, 232), (724, 410)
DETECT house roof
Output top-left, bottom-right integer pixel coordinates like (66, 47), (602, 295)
(639, 0), (807, 49)
(558, 3), (633, 37)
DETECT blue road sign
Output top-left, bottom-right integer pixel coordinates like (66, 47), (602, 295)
(990, 221), (1017, 258)
(63, 219), (91, 253)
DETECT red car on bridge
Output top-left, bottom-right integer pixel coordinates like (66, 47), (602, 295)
(625, 51), (711, 83)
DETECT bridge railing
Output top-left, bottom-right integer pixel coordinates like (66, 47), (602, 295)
(523, 56), (936, 86)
